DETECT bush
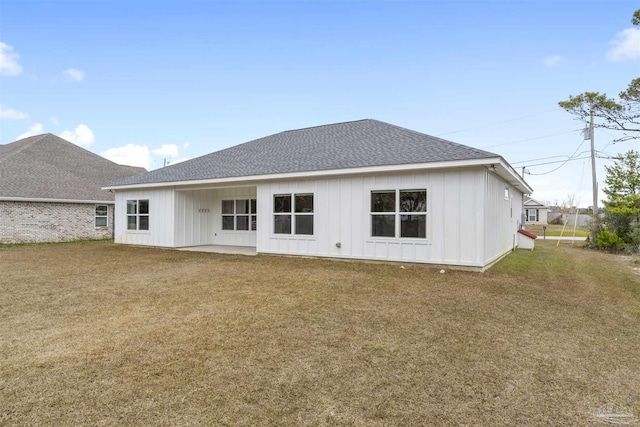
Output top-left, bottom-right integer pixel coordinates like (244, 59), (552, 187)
(624, 222), (640, 253)
(596, 230), (623, 251)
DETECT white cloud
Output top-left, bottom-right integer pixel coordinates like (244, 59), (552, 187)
(16, 123), (44, 140)
(544, 55), (563, 67)
(59, 124), (95, 146)
(50, 117), (59, 126)
(63, 68), (85, 82)
(0, 104), (28, 120)
(183, 142), (190, 150)
(0, 42), (22, 76)
(152, 143), (179, 157)
(606, 28), (640, 62)
(102, 144), (150, 169)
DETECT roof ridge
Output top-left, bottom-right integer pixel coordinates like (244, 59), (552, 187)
(370, 120), (497, 156)
(0, 133), (50, 163)
(279, 119), (371, 134)
(157, 119), (374, 169)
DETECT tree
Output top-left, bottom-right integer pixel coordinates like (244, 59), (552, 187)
(561, 192), (578, 212)
(601, 150), (640, 252)
(603, 150), (640, 216)
(558, 10), (640, 142)
(558, 80), (639, 143)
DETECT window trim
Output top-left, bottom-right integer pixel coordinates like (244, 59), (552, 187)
(370, 188), (428, 240)
(95, 204), (108, 228)
(221, 198), (257, 232)
(273, 193), (314, 236)
(126, 199), (149, 231)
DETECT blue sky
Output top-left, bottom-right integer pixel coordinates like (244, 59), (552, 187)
(1, 0), (638, 207)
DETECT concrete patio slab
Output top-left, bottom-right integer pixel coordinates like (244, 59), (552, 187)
(176, 245), (257, 256)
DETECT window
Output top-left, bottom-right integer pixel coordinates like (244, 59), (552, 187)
(504, 186), (510, 200)
(274, 193), (314, 235)
(371, 189), (426, 238)
(95, 205), (108, 227)
(528, 209), (538, 222)
(221, 199), (256, 231)
(126, 200), (149, 231)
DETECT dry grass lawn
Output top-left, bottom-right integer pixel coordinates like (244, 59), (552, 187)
(1, 241), (639, 426)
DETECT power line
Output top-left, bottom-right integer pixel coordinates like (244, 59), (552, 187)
(523, 137), (587, 175)
(521, 152), (614, 174)
(511, 155), (580, 165)
(435, 109), (562, 137)
(480, 129), (582, 149)
(524, 155), (591, 172)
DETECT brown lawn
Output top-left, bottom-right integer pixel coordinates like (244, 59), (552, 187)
(1, 241), (639, 426)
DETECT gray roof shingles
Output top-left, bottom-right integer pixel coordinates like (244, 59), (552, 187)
(0, 133), (146, 201)
(109, 119), (499, 187)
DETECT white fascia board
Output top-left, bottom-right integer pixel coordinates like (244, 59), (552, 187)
(103, 157), (506, 191)
(0, 197), (114, 204)
(497, 158), (534, 194)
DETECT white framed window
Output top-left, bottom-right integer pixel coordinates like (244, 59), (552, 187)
(127, 200), (149, 231)
(95, 205), (108, 227)
(504, 186), (510, 200)
(528, 209), (538, 222)
(273, 193), (314, 235)
(371, 189), (427, 238)
(221, 199), (257, 231)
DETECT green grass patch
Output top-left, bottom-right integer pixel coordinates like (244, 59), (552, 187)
(543, 230), (590, 237)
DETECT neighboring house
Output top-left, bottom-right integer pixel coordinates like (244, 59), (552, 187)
(524, 197), (548, 225)
(0, 133), (146, 243)
(105, 119), (533, 271)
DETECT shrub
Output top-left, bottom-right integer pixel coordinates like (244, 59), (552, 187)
(596, 230), (623, 251)
(624, 222), (640, 253)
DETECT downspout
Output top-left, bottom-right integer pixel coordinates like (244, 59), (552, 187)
(520, 167), (526, 230)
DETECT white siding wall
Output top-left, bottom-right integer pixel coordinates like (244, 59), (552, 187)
(114, 168), (526, 269)
(257, 168), (487, 267)
(174, 189), (215, 247)
(482, 172), (523, 266)
(209, 187), (257, 247)
(116, 186), (257, 248)
(114, 188), (175, 247)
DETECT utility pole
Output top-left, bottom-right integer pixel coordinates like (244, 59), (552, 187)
(589, 105), (597, 216)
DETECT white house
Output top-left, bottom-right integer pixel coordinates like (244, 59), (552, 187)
(104, 120), (533, 271)
(524, 197), (548, 225)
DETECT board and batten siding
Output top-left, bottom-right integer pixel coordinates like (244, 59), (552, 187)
(175, 186), (257, 247)
(209, 187), (257, 247)
(256, 168), (487, 267)
(114, 188), (175, 247)
(174, 189), (214, 247)
(482, 172), (523, 266)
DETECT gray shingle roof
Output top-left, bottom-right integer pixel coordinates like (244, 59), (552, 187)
(0, 133), (146, 201)
(109, 119), (499, 187)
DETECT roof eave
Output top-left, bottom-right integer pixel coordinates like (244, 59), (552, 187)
(104, 157), (531, 192)
(0, 197), (115, 204)
(495, 157), (534, 194)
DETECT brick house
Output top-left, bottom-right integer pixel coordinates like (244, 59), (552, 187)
(0, 133), (145, 243)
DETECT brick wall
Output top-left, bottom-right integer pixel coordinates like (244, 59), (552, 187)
(0, 201), (115, 244)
